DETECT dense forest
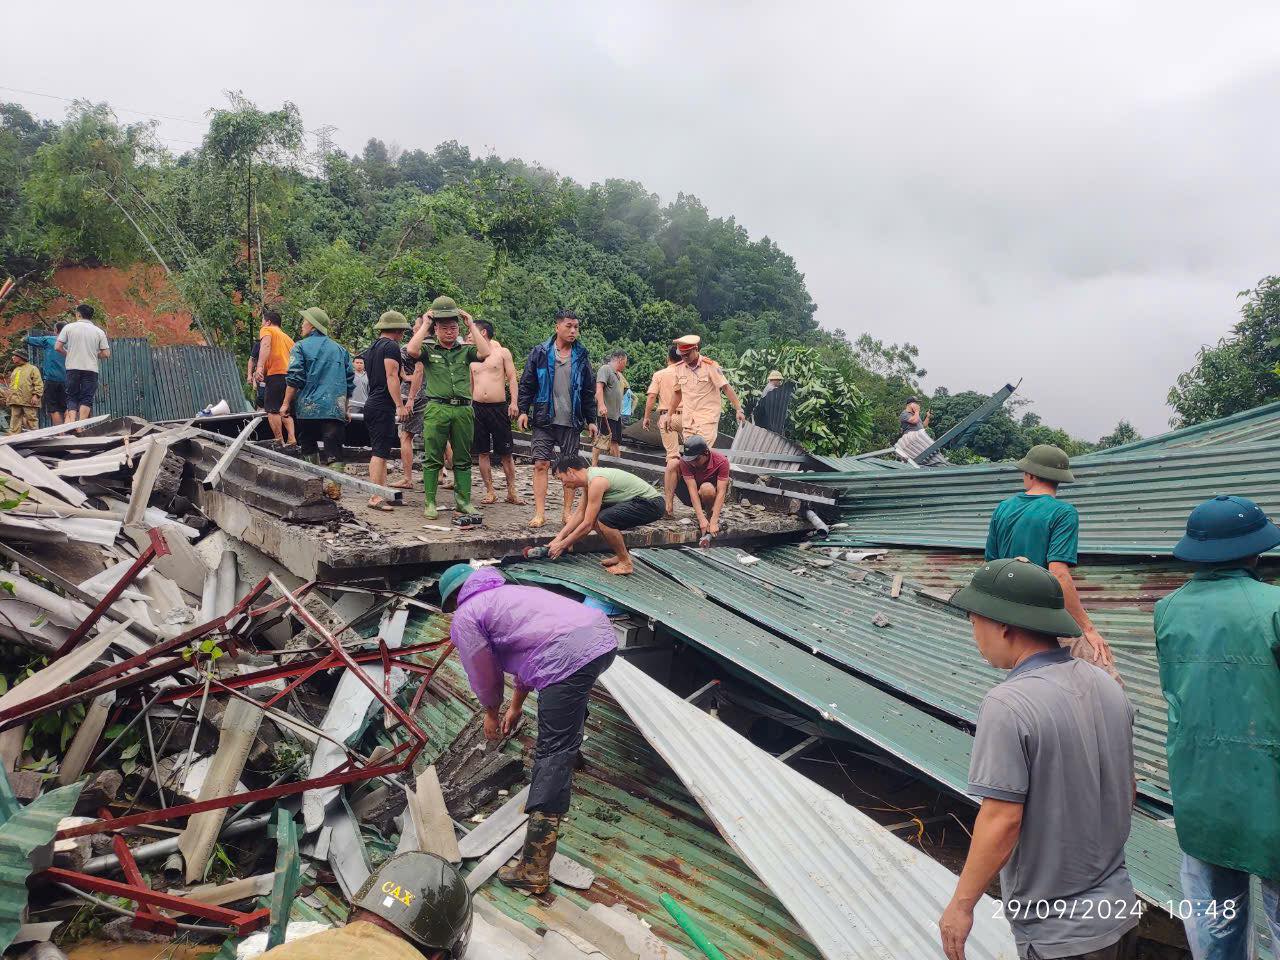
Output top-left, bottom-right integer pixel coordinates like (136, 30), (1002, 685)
(0, 95), (1165, 457)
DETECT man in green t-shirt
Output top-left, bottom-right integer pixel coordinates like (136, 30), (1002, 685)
(985, 444), (1115, 671)
(547, 455), (664, 575)
(403, 296), (490, 519)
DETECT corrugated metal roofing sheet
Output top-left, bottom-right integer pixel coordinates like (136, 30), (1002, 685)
(505, 554), (1186, 916)
(1082, 399), (1280, 459)
(806, 440), (1280, 557)
(640, 546), (1171, 802)
(0, 774), (83, 951)
(403, 617), (822, 958)
(29, 338), (250, 424)
(602, 656), (1019, 959)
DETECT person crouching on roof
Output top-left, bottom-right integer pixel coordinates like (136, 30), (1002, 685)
(437, 564), (618, 897)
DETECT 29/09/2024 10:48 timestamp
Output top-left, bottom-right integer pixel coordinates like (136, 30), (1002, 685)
(992, 899), (1240, 921)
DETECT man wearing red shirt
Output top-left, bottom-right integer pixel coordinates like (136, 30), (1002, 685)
(665, 435), (731, 536)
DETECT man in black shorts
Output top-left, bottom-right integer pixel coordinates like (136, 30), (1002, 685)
(469, 320), (523, 505)
(592, 350), (627, 465)
(517, 310), (598, 529)
(547, 456), (664, 576)
(362, 311), (412, 510)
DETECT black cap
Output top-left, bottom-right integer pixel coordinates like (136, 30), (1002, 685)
(682, 435), (710, 461)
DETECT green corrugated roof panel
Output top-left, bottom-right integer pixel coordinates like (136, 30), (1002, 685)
(29, 338), (251, 424)
(1082, 399), (1280, 459)
(807, 440), (1280, 557)
(0, 773), (84, 951)
(502, 556), (1188, 917)
(403, 616), (822, 959)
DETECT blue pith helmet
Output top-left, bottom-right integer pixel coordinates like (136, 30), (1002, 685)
(1173, 495), (1280, 564)
(438, 564), (477, 604)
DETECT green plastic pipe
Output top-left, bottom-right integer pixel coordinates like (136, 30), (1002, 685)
(660, 892), (729, 960)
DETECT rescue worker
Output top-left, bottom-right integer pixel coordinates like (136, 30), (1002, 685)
(439, 564), (618, 896)
(402, 296), (490, 520)
(940, 558), (1138, 960)
(666, 435), (731, 535)
(642, 345), (684, 461)
(984, 444), (1117, 673)
(281, 307), (354, 467)
(1154, 495), (1280, 958)
(592, 350), (628, 465)
(255, 309), (297, 446)
(517, 309), (598, 528)
(363, 311), (412, 511)
(663, 334), (745, 448)
(549, 455), (665, 576)
(259, 851), (472, 959)
(26, 320), (67, 426)
(4, 347), (42, 435)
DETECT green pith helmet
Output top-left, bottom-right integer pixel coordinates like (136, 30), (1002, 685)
(1015, 444), (1075, 483)
(351, 852), (472, 956)
(438, 563), (476, 604)
(429, 295), (462, 319)
(299, 307), (331, 336)
(376, 310), (410, 332)
(949, 557), (1082, 637)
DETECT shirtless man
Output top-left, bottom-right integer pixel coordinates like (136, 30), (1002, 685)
(470, 319), (523, 505)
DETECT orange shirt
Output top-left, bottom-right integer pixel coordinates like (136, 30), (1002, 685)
(258, 325), (295, 377)
(646, 365), (680, 411)
(673, 358), (727, 426)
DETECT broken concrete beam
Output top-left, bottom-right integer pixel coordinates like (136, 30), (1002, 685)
(404, 766), (460, 863)
(179, 436), (340, 522)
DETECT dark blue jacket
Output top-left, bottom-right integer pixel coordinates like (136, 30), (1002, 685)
(285, 332), (355, 421)
(518, 337), (596, 430)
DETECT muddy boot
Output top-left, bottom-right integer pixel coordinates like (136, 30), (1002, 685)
(497, 811), (560, 895)
(453, 467), (480, 516)
(423, 468), (440, 520)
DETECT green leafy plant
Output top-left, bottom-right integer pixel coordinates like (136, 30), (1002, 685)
(731, 343), (872, 455)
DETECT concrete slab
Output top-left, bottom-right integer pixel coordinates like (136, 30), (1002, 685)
(198, 460), (807, 580)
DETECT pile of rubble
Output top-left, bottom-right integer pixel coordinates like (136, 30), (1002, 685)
(0, 417), (681, 959)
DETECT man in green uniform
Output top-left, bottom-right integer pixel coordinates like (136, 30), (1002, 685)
(1155, 495), (1280, 958)
(403, 296), (490, 519)
(260, 851), (471, 959)
(985, 443), (1116, 672)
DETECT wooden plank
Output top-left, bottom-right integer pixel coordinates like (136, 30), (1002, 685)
(406, 766), (461, 863)
(890, 574), (903, 599)
(457, 785), (530, 858)
(58, 692), (115, 785)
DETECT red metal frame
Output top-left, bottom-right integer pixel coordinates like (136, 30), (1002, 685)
(46, 867), (270, 934)
(52, 528), (170, 660)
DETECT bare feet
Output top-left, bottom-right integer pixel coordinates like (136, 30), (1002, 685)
(528, 514), (546, 529)
(600, 556), (621, 567)
(368, 497), (394, 512)
(606, 560), (634, 575)
(506, 494), (526, 505)
(480, 492), (498, 505)
(389, 479), (412, 489)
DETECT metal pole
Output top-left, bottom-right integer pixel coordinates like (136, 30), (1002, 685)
(80, 813), (272, 875)
(659, 893), (728, 960)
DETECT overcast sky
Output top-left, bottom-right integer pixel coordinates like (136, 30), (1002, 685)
(8, 1), (1280, 437)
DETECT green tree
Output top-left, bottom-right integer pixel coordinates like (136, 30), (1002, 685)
(1168, 276), (1280, 426)
(1097, 419), (1141, 449)
(731, 343), (871, 455)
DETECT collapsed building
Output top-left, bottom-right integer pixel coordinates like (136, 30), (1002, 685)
(0, 358), (1274, 959)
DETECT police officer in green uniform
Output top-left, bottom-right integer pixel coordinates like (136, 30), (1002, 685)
(259, 851), (472, 959)
(404, 296), (490, 519)
(1155, 495), (1280, 958)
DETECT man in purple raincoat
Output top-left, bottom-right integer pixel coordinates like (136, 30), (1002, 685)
(438, 564), (617, 896)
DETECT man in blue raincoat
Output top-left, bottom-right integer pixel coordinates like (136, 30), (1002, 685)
(282, 307), (355, 466)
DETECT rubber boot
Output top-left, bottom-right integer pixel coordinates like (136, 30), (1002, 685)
(453, 467), (480, 515)
(423, 468), (439, 520)
(498, 811), (560, 895)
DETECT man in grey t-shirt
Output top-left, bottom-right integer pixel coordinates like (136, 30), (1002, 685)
(592, 350), (627, 465)
(941, 557), (1138, 960)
